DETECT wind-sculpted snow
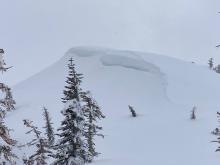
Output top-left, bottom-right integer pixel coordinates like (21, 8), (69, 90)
(100, 55), (161, 75)
(66, 47), (100, 57)
(66, 47), (163, 76)
(66, 47), (143, 59)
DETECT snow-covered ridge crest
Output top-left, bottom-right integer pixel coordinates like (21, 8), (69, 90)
(66, 46), (143, 59)
(65, 46), (162, 75)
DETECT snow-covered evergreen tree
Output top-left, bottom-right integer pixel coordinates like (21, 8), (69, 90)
(0, 49), (17, 165)
(23, 119), (52, 165)
(0, 121), (17, 165)
(0, 85), (16, 117)
(81, 91), (105, 163)
(0, 51), (15, 117)
(43, 107), (55, 147)
(1, 87), (16, 113)
(208, 58), (214, 69)
(61, 58), (83, 104)
(53, 58), (86, 165)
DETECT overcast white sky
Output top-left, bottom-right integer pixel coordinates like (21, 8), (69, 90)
(0, 0), (220, 85)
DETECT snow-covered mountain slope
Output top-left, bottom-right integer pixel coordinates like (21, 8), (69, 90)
(7, 47), (220, 164)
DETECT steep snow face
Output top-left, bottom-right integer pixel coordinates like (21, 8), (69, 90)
(100, 55), (161, 74)
(6, 47), (220, 164)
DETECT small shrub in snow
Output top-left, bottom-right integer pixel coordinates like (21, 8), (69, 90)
(208, 58), (214, 69)
(129, 105), (137, 117)
(190, 106), (196, 120)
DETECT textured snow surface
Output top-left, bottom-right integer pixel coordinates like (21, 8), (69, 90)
(6, 47), (220, 164)
(100, 55), (161, 74)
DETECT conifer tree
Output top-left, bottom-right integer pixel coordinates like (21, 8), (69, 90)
(0, 121), (17, 165)
(0, 85), (16, 117)
(211, 112), (220, 152)
(53, 58), (86, 165)
(212, 128), (220, 136)
(214, 64), (220, 73)
(43, 107), (54, 146)
(61, 58), (83, 104)
(81, 91), (105, 163)
(23, 119), (52, 165)
(0, 49), (17, 164)
(212, 126), (220, 136)
(0, 50), (16, 117)
(208, 58), (214, 69)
